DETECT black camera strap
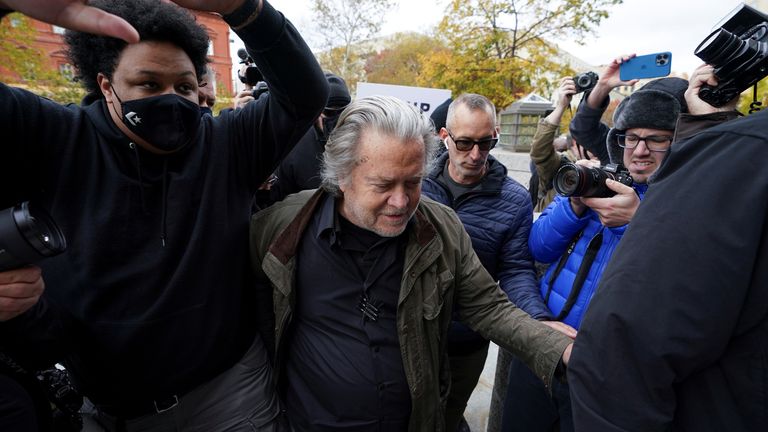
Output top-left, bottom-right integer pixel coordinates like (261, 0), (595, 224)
(544, 229), (604, 322)
(544, 230), (583, 305)
(749, 84), (763, 114)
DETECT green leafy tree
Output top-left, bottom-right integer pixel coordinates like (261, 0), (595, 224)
(364, 33), (448, 86)
(312, 0), (397, 90)
(0, 13), (84, 104)
(421, 0), (622, 110)
(737, 76), (768, 115)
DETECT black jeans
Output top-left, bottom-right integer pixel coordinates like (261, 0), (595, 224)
(501, 356), (573, 432)
(81, 335), (286, 432)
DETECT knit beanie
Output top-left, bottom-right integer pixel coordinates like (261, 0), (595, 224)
(606, 77), (689, 164)
(430, 98), (452, 132)
(325, 72), (351, 109)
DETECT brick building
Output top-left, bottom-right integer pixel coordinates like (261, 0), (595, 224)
(13, 11), (233, 95)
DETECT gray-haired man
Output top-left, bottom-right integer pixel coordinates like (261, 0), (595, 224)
(250, 95), (573, 431)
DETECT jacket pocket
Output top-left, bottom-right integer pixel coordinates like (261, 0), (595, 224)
(422, 269), (453, 320)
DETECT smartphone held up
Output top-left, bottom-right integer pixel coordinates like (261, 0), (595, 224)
(620, 52), (672, 81)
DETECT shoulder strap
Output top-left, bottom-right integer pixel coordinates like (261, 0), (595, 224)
(543, 229), (583, 305)
(553, 230), (604, 321)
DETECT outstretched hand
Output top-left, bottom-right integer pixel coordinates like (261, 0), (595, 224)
(542, 320), (578, 339)
(0, 0), (139, 43)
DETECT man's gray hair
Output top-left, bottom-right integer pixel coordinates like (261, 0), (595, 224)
(446, 93), (497, 129)
(320, 95), (439, 196)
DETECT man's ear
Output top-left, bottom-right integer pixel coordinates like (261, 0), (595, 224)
(97, 73), (114, 103)
(438, 127), (449, 141)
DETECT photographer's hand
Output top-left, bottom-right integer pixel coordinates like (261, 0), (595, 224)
(0, 266), (44, 321)
(233, 89), (255, 109)
(587, 54), (639, 109)
(0, 0), (139, 43)
(544, 77), (576, 125)
(685, 63), (740, 115)
(581, 179), (639, 227)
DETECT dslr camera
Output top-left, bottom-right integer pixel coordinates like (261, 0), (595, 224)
(0, 202), (66, 272)
(573, 71), (599, 94)
(694, 4), (768, 107)
(554, 163), (633, 198)
(237, 48), (269, 99)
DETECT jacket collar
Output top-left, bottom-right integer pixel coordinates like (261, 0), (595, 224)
(427, 152), (507, 193)
(268, 189), (439, 264)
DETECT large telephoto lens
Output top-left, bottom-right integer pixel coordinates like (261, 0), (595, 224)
(695, 28), (744, 67)
(0, 202), (67, 272)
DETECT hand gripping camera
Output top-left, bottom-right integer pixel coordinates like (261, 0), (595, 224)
(0, 202), (67, 272)
(694, 4), (768, 107)
(554, 163), (633, 198)
(573, 71), (599, 94)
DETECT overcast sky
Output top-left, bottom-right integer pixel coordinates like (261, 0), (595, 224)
(235, 0), (750, 83)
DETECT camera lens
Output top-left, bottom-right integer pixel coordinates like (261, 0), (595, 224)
(0, 202), (66, 272)
(554, 164), (585, 196)
(696, 28), (742, 66)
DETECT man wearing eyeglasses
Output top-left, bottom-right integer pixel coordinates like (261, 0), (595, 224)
(421, 94), (559, 432)
(501, 74), (689, 432)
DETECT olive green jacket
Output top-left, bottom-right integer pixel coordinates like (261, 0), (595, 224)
(250, 189), (571, 431)
(530, 118), (577, 213)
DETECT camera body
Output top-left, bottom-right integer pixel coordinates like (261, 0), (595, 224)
(554, 163), (633, 198)
(573, 71), (599, 94)
(37, 367), (83, 431)
(251, 81), (269, 99)
(236, 48), (269, 99)
(694, 4), (768, 107)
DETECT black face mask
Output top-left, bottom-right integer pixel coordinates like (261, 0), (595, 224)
(112, 87), (201, 153)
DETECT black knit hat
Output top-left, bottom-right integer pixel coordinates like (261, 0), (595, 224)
(606, 77), (689, 164)
(430, 98), (452, 132)
(325, 72), (351, 109)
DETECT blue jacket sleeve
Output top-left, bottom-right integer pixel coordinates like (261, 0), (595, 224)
(496, 185), (552, 320)
(529, 195), (591, 264)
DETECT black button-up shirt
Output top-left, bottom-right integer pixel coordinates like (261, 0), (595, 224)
(284, 195), (411, 431)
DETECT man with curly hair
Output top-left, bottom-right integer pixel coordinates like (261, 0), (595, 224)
(0, 0), (328, 430)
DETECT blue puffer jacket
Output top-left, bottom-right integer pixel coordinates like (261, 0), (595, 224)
(422, 154), (548, 351)
(529, 183), (648, 329)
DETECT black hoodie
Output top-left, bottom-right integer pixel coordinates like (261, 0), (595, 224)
(0, 1), (328, 408)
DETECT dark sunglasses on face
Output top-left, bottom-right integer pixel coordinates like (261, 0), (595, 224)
(446, 129), (499, 151)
